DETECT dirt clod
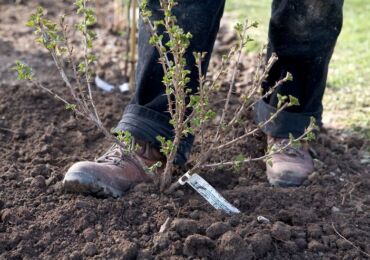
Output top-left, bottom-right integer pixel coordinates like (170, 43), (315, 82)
(336, 239), (352, 250)
(294, 238), (308, 249)
(249, 232), (273, 257)
(183, 234), (215, 257)
(1, 208), (15, 224)
(307, 223), (323, 238)
(271, 221), (292, 241)
(30, 175), (46, 189)
(82, 228), (97, 242)
(82, 242), (97, 256)
(308, 240), (326, 252)
(170, 218), (198, 237)
(30, 164), (50, 177)
(68, 251), (82, 260)
(218, 231), (254, 260)
(283, 240), (299, 253)
(206, 222), (231, 239)
(106, 241), (139, 259)
(153, 233), (170, 251)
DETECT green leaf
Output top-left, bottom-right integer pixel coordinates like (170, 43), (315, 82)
(277, 94), (287, 109)
(285, 72), (293, 81)
(116, 131), (133, 147)
(26, 20), (35, 27)
(78, 62), (86, 73)
(148, 161), (163, 173)
(251, 21), (259, 28)
(13, 61), (34, 81)
(188, 95), (200, 107)
(205, 110), (216, 120)
(266, 158), (273, 167)
(288, 95), (300, 107)
(191, 117), (201, 126)
(234, 22), (243, 33)
(235, 154), (245, 163)
(234, 154), (245, 171)
(65, 103), (77, 111)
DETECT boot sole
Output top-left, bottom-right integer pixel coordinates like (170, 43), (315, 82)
(269, 178), (302, 187)
(63, 171), (123, 198)
(268, 173), (305, 188)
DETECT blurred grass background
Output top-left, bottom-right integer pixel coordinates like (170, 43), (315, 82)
(225, 0), (370, 138)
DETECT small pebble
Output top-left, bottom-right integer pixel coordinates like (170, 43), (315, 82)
(331, 206), (340, 213)
(308, 171), (319, 181)
(257, 216), (270, 224)
(95, 224), (103, 231)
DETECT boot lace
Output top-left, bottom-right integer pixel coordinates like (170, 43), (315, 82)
(96, 144), (130, 166)
(271, 139), (305, 158)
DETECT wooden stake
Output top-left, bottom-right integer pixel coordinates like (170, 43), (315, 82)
(129, 0), (137, 91)
(113, 0), (126, 32)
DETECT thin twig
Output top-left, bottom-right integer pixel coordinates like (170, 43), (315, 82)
(82, 0), (101, 126)
(60, 17), (89, 111)
(332, 222), (370, 258)
(216, 103), (289, 150)
(0, 127), (21, 134)
(202, 126), (313, 168)
(159, 217), (172, 233)
(214, 21), (247, 141)
(229, 53), (278, 126)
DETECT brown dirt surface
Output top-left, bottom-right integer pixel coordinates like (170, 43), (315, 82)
(1, 1), (370, 259)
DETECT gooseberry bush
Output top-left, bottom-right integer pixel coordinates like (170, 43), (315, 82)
(15, 0), (316, 193)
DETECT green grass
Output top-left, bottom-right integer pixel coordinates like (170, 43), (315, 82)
(226, 0), (370, 138)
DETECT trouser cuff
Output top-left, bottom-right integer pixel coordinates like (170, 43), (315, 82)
(254, 100), (322, 138)
(114, 104), (193, 166)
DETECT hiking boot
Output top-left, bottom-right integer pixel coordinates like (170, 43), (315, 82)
(266, 136), (314, 187)
(63, 140), (165, 197)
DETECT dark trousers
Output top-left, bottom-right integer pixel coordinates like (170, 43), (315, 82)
(115, 0), (344, 165)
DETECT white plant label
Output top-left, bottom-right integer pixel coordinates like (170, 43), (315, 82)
(95, 75), (115, 92)
(178, 172), (240, 215)
(118, 82), (130, 93)
(94, 76), (130, 93)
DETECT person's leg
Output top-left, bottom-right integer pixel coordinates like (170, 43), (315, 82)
(255, 0), (344, 186)
(115, 0), (226, 165)
(256, 0), (344, 137)
(63, 0), (226, 196)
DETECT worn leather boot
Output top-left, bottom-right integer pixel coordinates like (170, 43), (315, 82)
(266, 136), (314, 187)
(63, 141), (166, 197)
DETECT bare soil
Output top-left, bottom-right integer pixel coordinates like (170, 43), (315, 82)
(1, 1), (370, 259)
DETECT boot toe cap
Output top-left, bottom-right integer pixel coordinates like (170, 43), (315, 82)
(63, 162), (123, 197)
(267, 161), (313, 187)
